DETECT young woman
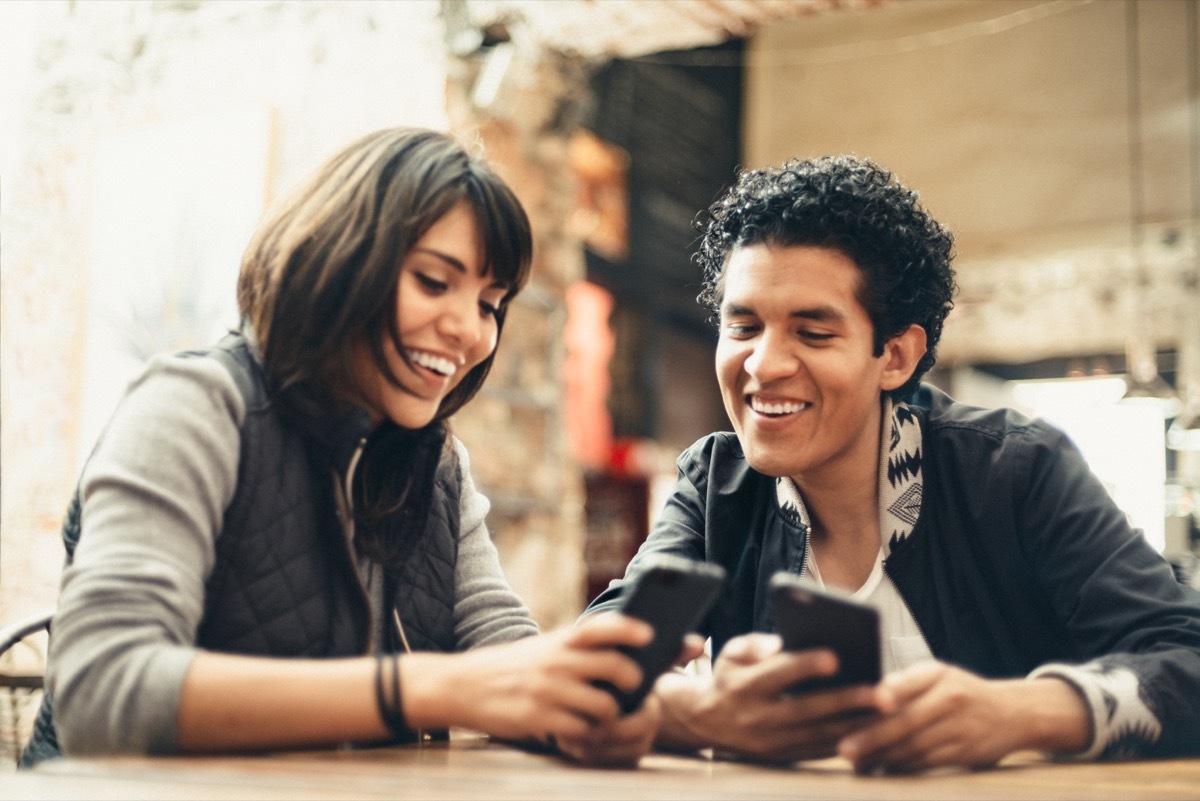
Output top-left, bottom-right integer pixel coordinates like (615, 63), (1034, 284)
(22, 127), (655, 767)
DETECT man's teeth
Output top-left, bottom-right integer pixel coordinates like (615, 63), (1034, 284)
(751, 398), (807, 415)
(407, 350), (457, 377)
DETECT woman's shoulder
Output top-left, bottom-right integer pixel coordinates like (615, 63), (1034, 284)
(121, 338), (251, 427)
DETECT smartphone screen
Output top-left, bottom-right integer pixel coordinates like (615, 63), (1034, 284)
(769, 572), (881, 693)
(598, 555), (726, 713)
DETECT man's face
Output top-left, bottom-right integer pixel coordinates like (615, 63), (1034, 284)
(715, 244), (894, 487)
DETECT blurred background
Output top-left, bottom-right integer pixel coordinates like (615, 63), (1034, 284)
(2, 0), (1198, 640)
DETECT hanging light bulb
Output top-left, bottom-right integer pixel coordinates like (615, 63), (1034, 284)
(1120, 336), (1182, 418)
(1117, 3), (1181, 420)
(1168, 0), (1200, 452)
(1169, 406), (1200, 451)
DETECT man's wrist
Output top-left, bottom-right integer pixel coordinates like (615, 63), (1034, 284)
(651, 671), (714, 752)
(1008, 676), (1092, 756)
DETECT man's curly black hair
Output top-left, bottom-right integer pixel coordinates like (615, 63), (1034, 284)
(694, 154), (957, 400)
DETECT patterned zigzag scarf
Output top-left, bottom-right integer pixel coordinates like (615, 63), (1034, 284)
(775, 396), (924, 559)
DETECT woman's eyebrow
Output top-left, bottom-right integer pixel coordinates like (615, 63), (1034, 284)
(411, 247), (467, 274)
(411, 247), (509, 290)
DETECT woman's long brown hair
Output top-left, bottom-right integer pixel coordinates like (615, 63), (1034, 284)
(236, 128), (533, 563)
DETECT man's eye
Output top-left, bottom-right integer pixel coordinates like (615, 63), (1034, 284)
(723, 323), (757, 337)
(799, 330), (834, 342)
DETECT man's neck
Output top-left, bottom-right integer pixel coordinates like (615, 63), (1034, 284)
(804, 484), (881, 592)
(794, 405), (886, 591)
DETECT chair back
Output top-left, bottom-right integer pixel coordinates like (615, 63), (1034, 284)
(0, 610), (53, 770)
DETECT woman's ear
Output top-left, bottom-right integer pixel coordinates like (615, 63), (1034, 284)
(880, 324), (928, 392)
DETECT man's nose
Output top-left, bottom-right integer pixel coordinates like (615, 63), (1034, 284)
(744, 330), (798, 382)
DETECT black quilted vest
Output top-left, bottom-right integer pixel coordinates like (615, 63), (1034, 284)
(21, 334), (460, 765)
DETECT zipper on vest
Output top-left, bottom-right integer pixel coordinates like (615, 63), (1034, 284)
(342, 438), (366, 529)
(334, 437), (374, 653)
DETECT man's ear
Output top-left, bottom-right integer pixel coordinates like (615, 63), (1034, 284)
(880, 325), (928, 392)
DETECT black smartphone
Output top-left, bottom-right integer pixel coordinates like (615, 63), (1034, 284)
(598, 555), (726, 713)
(769, 572), (881, 693)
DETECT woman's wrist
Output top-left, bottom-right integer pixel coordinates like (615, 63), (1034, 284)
(374, 653), (412, 739)
(392, 651), (456, 733)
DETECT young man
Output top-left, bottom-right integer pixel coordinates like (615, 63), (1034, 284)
(585, 155), (1200, 772)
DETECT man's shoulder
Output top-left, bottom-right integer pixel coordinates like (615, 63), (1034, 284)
(678, 431), (744, 469)
(906, 384), (1073, 463)
(676, 431), (776, 494)
(682, 430), (741, 455)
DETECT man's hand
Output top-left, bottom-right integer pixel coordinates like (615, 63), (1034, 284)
(837, 661), (1092, 774)
(656, 632), (891, 762)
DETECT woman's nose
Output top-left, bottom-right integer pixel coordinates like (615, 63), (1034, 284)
(438, 297), (484, 346)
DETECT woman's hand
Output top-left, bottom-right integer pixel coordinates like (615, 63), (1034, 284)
(554, 631), (705, 766)
(555, 692), (663, 766)
(402, 612), (654, 744)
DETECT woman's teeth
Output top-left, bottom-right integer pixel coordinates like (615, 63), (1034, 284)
(407, 350), (457, 377)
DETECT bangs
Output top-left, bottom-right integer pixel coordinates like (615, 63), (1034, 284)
(466, 175), (532, 299)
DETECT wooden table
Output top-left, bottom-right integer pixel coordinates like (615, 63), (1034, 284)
(6, 732), (1200, 801)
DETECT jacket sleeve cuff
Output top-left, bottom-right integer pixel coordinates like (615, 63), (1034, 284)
(1028, 661), (1162, 760)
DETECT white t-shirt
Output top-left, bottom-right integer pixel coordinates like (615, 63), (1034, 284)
(805, 548), (934, 674)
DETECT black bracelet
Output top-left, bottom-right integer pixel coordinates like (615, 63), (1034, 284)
(374, 653), (411, 740)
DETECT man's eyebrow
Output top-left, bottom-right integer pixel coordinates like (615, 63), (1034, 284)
(720, 303), (845, 321)
(790, 305), (844, 322)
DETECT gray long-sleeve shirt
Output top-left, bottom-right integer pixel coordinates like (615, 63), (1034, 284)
(46, 350), (537, 756)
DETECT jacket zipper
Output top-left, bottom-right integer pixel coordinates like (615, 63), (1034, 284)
(882, 556), (935, 661)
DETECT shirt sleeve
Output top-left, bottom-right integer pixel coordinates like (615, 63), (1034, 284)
(1028, 661), (1162, 760)
(1018, 422), (1200, 759)
(449, 437), (539, 648)
(46, 352), (244, 756)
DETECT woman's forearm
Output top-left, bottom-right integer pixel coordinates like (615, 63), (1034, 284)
(176, 653), (390, 751)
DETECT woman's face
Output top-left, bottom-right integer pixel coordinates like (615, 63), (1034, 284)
(353, 200), (508, 429)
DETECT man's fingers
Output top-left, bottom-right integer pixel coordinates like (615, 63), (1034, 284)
(674, 634), (707, 667)
(881, 660), (943, 703)
(719, 632), (784, 664)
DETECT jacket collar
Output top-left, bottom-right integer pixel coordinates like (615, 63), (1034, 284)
(774, 395), (925, 559)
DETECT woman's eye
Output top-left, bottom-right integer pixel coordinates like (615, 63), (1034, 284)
(416, 273), (448, 293)
(479, 300), (500, 318)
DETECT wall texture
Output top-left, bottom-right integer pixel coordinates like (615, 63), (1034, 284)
(0, 1), (590, 630)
